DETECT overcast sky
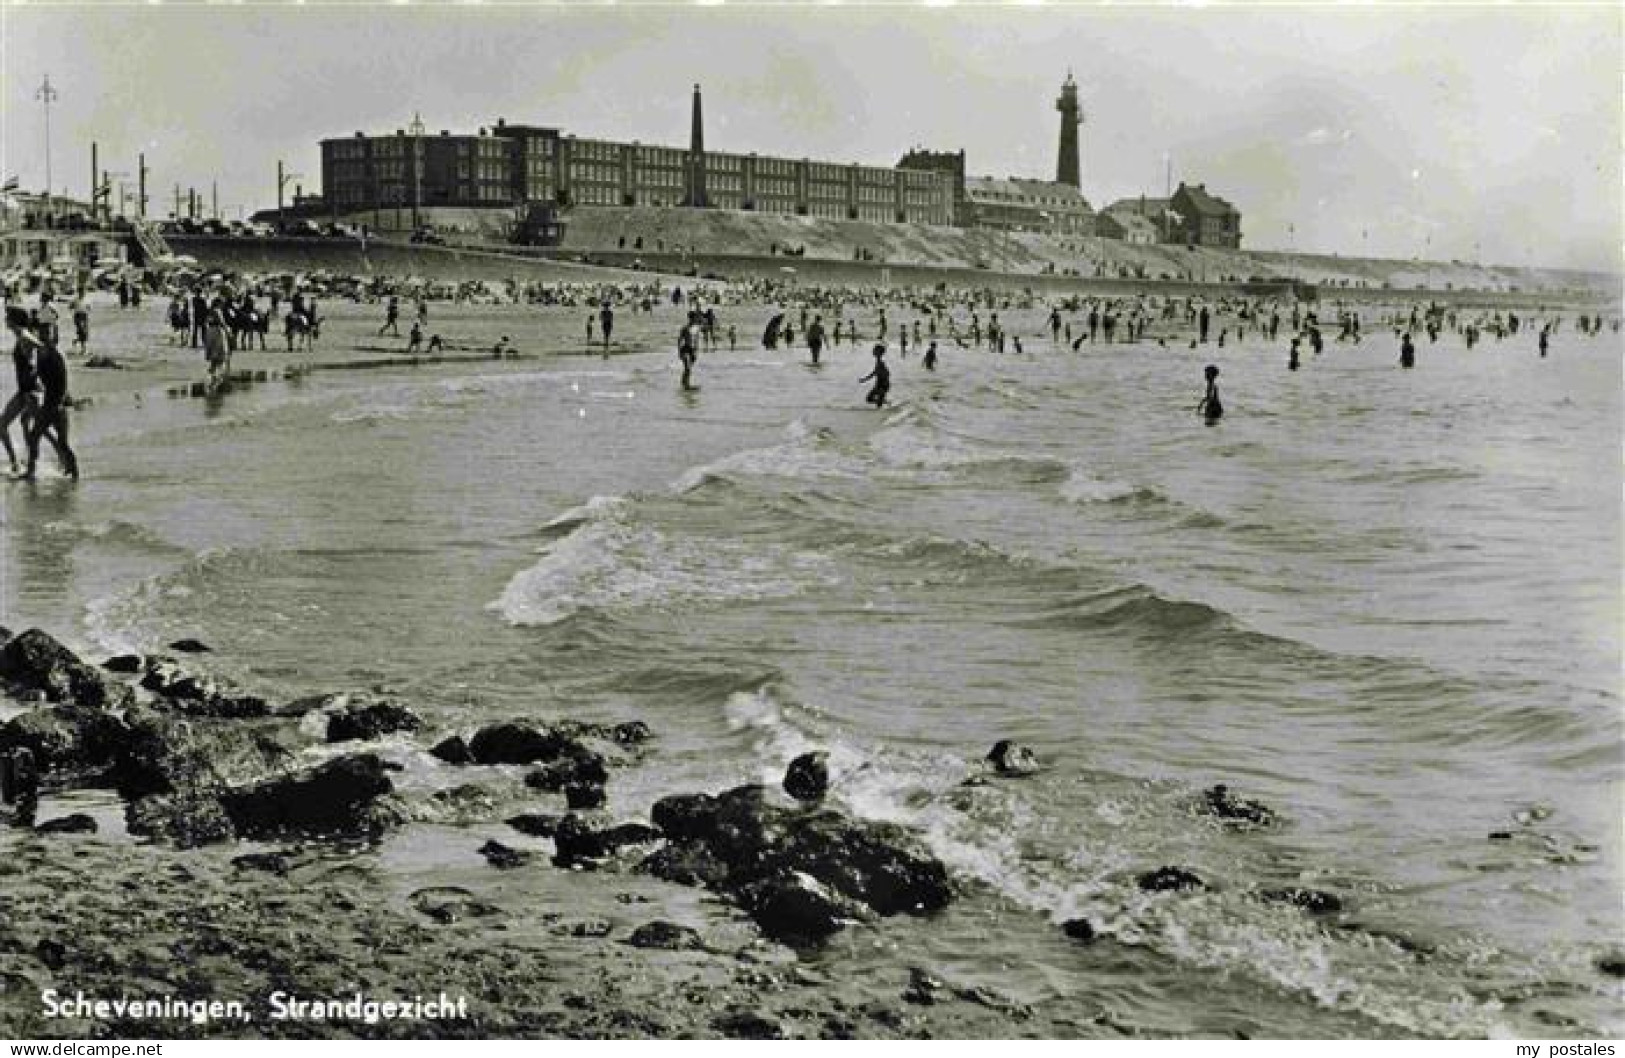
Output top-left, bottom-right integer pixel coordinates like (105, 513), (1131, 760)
(2, 3), (1619, 272)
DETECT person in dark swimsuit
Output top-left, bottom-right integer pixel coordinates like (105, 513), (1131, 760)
(1399, 332), (1416, 368)
(22, 335), (78, 480)
(2, 307), (38, 472)
(923, 340), (938, 371)
(1196, 363), (1223, 423)
(860, 344), (890, 407)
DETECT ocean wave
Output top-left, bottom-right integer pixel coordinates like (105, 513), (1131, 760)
(671, 419), (869, 494)
(491, 494), (842, 626)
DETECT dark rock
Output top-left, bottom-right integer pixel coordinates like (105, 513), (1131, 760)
(231, 851), (292, 874)
(625, 921), (703, 950)
(168, 638), (213, 654)
(220, 753), (398, 840)
(712, 1010), (784, 1040)
(326, 701), (421, 743)
(1202, 784), (1277, 827)
(1137, 866), (1206, 893)
(1596, 952), (1625, 978)
(477, 839), (532, 869)
(652, 791), (721, 842)
(429, 735), (473, 765)
(611, 720), (653, 745)
(524, 751), (608, 792)
(986, 739), (1040, 777)
(564, 781), (606, 810)
(505, 812), (561, 838)
(35, 813), (97, 834)
(102, 654), (146, 674)
(1261, 887), (1342, 914)
(35, 939), (68, 971)
(647, 782), (952, 945)
(783, 751), (830, 803)
(768, 811), (953, 916)
(1061, 917), (1097, 943)
(139, 660), (269, 718)
(467, 722), (587, 766)
(0, 705), (128, 774)
(732, 871), (858, 947)
(0, 748), (40, 806)
(635, 842), (731, 888)
(0, 629), (132, 711)
(409, 886), (500, 924)
(553, 814), (661, 866)
(112, 704), (292, 801)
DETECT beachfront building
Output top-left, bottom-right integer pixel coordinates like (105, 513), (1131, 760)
(319, 90), (955, 229)
(963, 176), (1095, 236)
(1168, 182), (1242, 248)
(1096, 209), (1159, 245)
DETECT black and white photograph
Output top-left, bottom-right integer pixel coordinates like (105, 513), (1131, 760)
(0, 0), (1620, 1043)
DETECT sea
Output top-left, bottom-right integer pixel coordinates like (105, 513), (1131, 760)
(3, 302), (1620, 1037)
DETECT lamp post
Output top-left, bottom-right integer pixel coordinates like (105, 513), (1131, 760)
(36, 75), (58, 219)
(409, 112), (425, 232)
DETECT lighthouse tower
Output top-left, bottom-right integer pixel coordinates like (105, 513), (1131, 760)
(1055, 71), (1083, 189)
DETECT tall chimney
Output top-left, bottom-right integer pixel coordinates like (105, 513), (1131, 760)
(686, 83), (708, 208)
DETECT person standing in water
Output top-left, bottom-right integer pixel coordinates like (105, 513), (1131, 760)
(3, 307), (41, 473)
(599, 302), (615, 355)
(1399, 332), (1416, 368)
(860, 344), (890, 408)
(1538, 325), (1549, 358)
(22, 330), (78, 480)
(923, 340), (938, 371)
(678, 313), (700, 390)
(1196, 364), (1223, 423)
(1288, 337), (1301, 371)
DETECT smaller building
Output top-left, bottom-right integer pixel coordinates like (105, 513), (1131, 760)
(0, 229), (128, 271)
(965, 176), (1094, 235)
(1168, 182), (1242, 248)
(1097, 209), (1159, 245)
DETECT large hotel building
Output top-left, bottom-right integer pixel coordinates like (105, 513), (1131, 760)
(321, 87), (954, 227)
(316, 78), (1240, 245)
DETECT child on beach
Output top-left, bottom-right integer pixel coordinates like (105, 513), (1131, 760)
(860, 345), (890, 408)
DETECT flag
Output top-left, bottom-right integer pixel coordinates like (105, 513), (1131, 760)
(95, 181), (111, 202)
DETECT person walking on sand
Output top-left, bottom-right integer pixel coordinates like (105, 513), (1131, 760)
(1196, 364), (1223, 424)
(21, 330), (78, 481)
(806, 314), (827, 365)
(860, 344), (890, 408)
(379, 296), (401, 337)
(1399, 332), (1416, 369)
(407, 320), (424, 355)
(70, 296), (89, 356)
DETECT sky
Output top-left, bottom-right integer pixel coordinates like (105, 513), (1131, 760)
(1, 2), (1620, 272)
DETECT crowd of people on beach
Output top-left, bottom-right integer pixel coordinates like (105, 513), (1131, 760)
(0, 265), (1617, 485)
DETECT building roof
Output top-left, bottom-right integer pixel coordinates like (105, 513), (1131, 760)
(1174, 183), (1239, 217)
(1102, 210), (1159, 237)
(1104, 196), (1169, 218)
(966, 176), (1092, 211)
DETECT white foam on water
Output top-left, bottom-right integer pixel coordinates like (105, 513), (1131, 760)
(1059, 468), (1141, 504)
(491, 495), (841, 626)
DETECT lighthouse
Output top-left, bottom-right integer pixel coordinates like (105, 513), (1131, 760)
(1055, 71), (1083, 189)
